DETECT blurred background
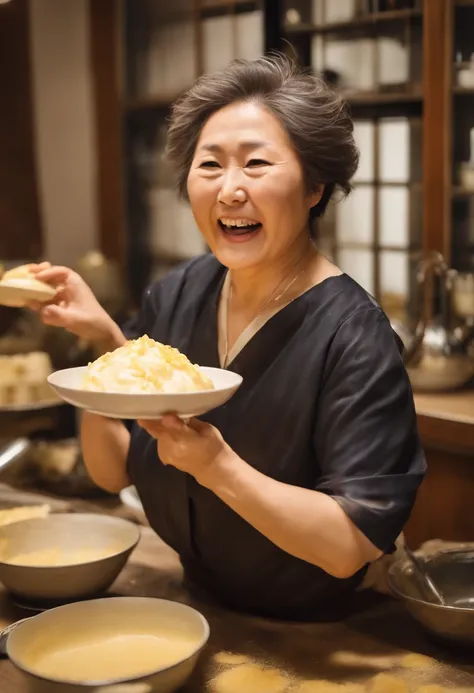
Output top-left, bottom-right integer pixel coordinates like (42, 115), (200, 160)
(3, 0), (470, 314)
(0, 1), (474, 547)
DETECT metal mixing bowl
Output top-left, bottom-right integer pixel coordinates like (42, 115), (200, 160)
(389, 549), (474, 648)
(5, 596), (210, 693)
(0, 513), (140, 602)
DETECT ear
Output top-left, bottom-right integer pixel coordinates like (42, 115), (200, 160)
(308, 185), (324, 209)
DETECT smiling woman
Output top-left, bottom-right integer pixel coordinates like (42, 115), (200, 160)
(27, 54), (425, 621)
(186, 100), (323, 273)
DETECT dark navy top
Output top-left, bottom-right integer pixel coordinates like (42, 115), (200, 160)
(124, 254), (425, 620)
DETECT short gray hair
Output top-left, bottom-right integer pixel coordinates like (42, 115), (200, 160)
(166, 53), (359, 226)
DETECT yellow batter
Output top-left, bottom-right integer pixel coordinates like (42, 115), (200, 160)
(30, 633), (196, 682)
(5, 545), (119, 567)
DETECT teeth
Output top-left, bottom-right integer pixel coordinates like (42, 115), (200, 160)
(220, 218), (260, 229)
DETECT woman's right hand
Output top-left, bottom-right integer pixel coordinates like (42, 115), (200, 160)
(28, 262), (125, 349)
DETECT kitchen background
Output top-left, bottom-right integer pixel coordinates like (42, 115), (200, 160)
(0, 0), (474, 548)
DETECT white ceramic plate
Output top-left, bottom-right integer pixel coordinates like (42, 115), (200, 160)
(47, 366), (243, 419)
(0, 280), (56, 308)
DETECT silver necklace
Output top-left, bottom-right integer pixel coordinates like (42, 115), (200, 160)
(222, 257), (309, 368)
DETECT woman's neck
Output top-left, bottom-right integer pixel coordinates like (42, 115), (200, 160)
(228, 237), (317, 312)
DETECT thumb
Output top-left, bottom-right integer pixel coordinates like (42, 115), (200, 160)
(187, 418), (209, 434)
(40, 304), (78, 329)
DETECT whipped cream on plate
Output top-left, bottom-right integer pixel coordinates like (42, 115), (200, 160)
(82, 335), (214, 394)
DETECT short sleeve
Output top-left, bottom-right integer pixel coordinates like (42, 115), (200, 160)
(313, 307), (426, 554)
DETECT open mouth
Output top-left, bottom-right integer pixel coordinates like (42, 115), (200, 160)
(218, 219), (262, 237)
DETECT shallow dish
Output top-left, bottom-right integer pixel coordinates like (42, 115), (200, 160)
(48, 365), (243, 419)
(0, 280), (56, 308)
(0, 513), (140, 602)
(4, 596), (210, 693)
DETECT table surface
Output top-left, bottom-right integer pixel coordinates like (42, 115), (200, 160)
(1, 488), (474, 692)
(414, 390), (474, 426)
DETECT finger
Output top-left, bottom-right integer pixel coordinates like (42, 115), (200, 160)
(39, 304), (79, 328)
(28, 262), (52, 273)
(186, 417), (208, 433)
(137, 419), (168, 438)
(161, 416), (200, 441)
(33, 266), (71, 285)
(26, 291), (63, 313)
(161, 414), (188, 431)
(50, 285), (68, 302)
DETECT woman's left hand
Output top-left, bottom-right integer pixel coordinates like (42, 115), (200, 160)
(137, 415), (235, 487)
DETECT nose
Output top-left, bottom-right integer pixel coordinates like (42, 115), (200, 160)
(217, 167), (247, 205)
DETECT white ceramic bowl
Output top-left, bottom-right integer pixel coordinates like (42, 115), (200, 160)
(6, 597), (210, 692)
(47, 366), (242, 419)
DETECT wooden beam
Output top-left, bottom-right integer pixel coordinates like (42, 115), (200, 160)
(0, 0), (42, 260)
(263, 0), (284, 53)
(422, 0), (451, 260)
(88, 0), (125, 268)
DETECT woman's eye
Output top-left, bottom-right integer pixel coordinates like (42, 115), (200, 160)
(199, 161), (220, 168)
(245, 159), (269, 168)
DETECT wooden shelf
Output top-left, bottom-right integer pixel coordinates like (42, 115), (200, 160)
(199, 0), (259, 17)
(124, 85), (424, 113)
(353, 181), (422, 189)
(284, 8), (422, 37)
(125, 95), (178, 112)
(199, 0), (257, 8)
(453, 86), (474, 94)
(415, 390), (474, 426)
(125, 90), (423, 113)
(344, 89), (423, 105)
(416, 390), (474, 455)
(338, 242), (420, 252)
(452, 186), (474, 198)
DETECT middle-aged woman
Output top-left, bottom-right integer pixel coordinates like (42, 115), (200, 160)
(29, 54), (425, 621)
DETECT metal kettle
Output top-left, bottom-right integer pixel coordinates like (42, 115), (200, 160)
(391, 252), (474, 392)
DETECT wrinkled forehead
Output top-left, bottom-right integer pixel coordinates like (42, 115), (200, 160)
(194, 101), (294, 155)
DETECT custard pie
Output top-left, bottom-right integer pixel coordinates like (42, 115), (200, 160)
(1, 264), (55, 295)
(82, 335), (214, 394)
(0, 264), (56, 307)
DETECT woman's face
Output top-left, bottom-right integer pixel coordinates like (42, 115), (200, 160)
(187, 101), (321, 271)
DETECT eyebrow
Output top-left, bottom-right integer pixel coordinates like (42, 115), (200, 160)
(198, 141), (270, 154)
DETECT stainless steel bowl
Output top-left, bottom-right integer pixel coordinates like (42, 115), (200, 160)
(0, 513), (140, 602)
(5, 596), (210, 693)
(389, 549), (474, 648)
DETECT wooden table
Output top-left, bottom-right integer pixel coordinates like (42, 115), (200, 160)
(1, 488), (474, 691)
(414, 390), (474, 455)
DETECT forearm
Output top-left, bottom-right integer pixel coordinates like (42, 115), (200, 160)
(204, 454), (381, 579)
(80, 412), (131, 493)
